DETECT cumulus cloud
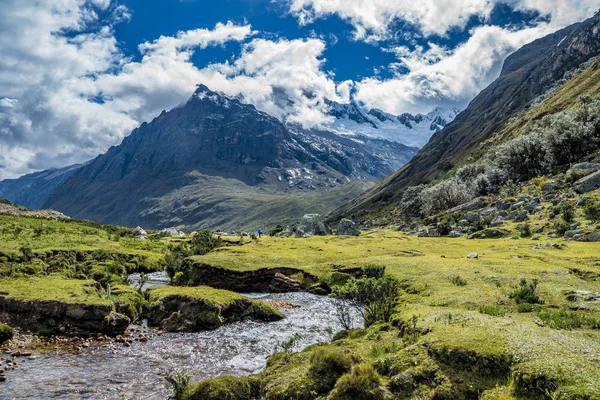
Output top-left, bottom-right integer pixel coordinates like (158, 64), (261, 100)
(288, 0), (600, 39)
(287, 0), (600, 114)
(355, 25), (548, 114)
(0, 1), (254, 179)
(193, 38), (348, 126)
(289, 0), (497, 38)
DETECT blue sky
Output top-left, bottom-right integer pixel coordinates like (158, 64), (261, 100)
(1, 0), (600, 179)
(112, 1), (544, 83)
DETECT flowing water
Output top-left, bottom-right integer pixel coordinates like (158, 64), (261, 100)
(1, 274), (359, 399)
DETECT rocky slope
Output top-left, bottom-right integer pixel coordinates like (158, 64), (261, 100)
(0, 197), (68, 219)
(328, 11), (600, 223)
(0, 163), (84, 210)
(41, 85), (417, 231)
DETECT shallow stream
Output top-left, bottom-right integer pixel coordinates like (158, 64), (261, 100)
(1, 274), (355, 399)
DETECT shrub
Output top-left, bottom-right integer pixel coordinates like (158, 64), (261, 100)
(190, 230), (223, 256)
(399, 185), (426, 218)
(560, 202), (575, 223)
(538, 309), (600, 330)
(279, 333), (302, 353)
(165, 371), (190, 400)
(362, 265), (385, 279)
(479, 305), (505, 317)
(518, 222), (531, 238)
(421, 179), (472, 215)
(584, 199), (600, 222)
(269, 225), (286, 236)
(517, 303), (536, 313)
(308, 347), (354, 394)
(489, 133), (548, 181)
(332, 274), (400, 328)
(539, 111), (600, 166)
(329, 364), (385, 400)
(450, 275), (467, 286)
(554, 220), (571, 235)
(0, 323), (13, 344)
(455, 164), (486, 184)
(509, 279), (543, 305)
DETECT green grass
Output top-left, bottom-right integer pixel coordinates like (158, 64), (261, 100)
(148, 285), (247, 307)
(0, 323), (13, 344)
(0, 275), (111, 306)
(538, 309), (600, 330)
(185, 229), (600, 397)
(0, 214), (169, 267)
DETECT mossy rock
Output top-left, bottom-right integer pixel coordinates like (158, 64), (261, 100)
(184, 375), (261, 400)
(307, 347), (354, 394)
(329, 364), (386, 400)
(0, 323), (13, 344)
(469, 228), (511, 239)
(147, 286), (284, 332)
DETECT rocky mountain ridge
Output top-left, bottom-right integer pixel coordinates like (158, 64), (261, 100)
(34, 85), (417, 230)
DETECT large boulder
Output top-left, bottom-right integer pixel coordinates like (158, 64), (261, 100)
(578, 231), (600, 242)
(575, 170), (600, 193)
(132, 226), (147, 238)
(275, 226), (294, 237)
(336, 219), (360, 236)
(159, 227), (185, 237)
(295, 214), (332, 237)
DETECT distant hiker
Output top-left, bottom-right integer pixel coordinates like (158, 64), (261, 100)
(258, 229), (264, 238)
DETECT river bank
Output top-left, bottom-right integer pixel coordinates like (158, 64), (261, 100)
(0, 292), (356, 399)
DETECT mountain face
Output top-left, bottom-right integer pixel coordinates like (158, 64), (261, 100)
(40, 85), (417, 230)
(0, 163), (85, 209)
(323, 99), (460, 148)
(328, 11), (600, 223)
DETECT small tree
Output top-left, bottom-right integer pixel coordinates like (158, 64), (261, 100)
(509, 279), (543, 304)
(332, 272), (400, 328)
(190, 229), (223, 255)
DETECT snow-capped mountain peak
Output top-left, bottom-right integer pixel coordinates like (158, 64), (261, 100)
(323, 100), (461, 148)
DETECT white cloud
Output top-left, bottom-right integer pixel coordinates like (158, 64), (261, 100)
(288, 0), (600, 39)
(355, 25), (549, 114)
(193, 37), (348, 126)
(287, 0), (600, 114)
(0, 1), (254, 180)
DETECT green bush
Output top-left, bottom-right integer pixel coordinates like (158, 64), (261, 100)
(450, 275), (467, 286)
(518, 222), (531, 238)
(190, 230), (223, 256)
(329, 364), (385, 400)
(538, 310), (600, 330)
(479, 305), (505, 317)
(332, 274), (400, 328)
(554, 220), (571, 235)
(489, 133), (548, 182)
(517, 303), (536, 313)
(584, 199), (600, 222)
(362, 265), (385, 279)
(560, 202), (575, 223)
(509, 279), (543, 305)
(269, 225), (286, 236)
(308, 347), (354, 394)
(165, 371), (190, 400)
(0, 323), (13, 344)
